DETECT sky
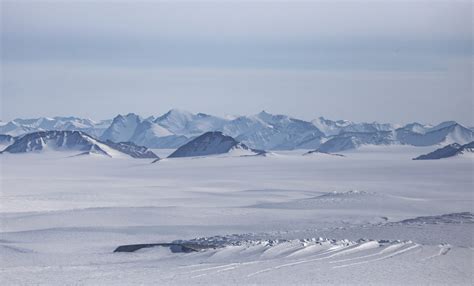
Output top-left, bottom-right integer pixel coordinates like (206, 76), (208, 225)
(1, 0), (472, 125)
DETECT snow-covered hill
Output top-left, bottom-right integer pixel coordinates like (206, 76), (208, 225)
(1, 131), (158, 159)
(168, 131), (265, 158)
(413, 141), (474, 160)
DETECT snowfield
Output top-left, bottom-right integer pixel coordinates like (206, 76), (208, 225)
(0, 146), (472, 285)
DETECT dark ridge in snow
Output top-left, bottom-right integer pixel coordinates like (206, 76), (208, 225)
(114, 242), (217, 253)
(168, 131), (265, 158)
(394, 212), (473, 225)
(1, 131), (110, 155)
(303, 150), (345, 157)
(413, 141), (474, 160)
(105, 140), (159, 159)
(113, 235), (366, 254)
(1, 130), (158, 159)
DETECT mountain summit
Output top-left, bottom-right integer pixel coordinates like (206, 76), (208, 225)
(1, 131), (158, 159)
(168, 131), (265, 158)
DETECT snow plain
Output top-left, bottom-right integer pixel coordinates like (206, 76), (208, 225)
(0, 146), (473, 285)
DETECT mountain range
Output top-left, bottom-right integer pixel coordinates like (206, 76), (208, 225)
(1, 109), (473, 153)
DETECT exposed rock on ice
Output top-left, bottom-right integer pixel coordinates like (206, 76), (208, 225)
(413, 141), (474, 160)
(1, 130), (158, 159)
(168, 131), (266, 158)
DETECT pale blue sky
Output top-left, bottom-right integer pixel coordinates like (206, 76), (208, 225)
(1, 1), (472, 125)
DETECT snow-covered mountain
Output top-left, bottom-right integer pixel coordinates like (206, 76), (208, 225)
(317, 131), (395, 153)
(313, 121), (474, 153)
(0, 121), (37, 136)
(398, 122), (432, 134)
(0, 134), (14, 151)
(100, 112), (191, 149)
(413, 141), (474, 160)
(100, 110), (325, 150)
(1, 131), (158, 159)
(0, 117), (111, 138)
(311, 117), (394, 136)
(101, 113), (142, 143)
(129, 120), (188, 149)
(2, 111), (473, 152)
(396, 122), (474, 146)
(224, 111), (325, 150)
(340, 122), (395, 134)
(168, 131), (265, 158)
(311, 117), (352, 136)
(154, 109), (227, 137)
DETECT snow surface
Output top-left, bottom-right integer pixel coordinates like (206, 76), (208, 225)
(0, 146), (472, 284)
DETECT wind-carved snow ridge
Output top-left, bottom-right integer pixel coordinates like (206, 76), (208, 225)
(112, 234), (428, 279)
(114, 233), (407, 255)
